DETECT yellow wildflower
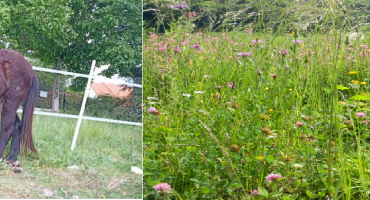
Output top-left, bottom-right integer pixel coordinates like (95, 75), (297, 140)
(265, 87), (269, 90)
(360, 82), (366, 85)
(289, 89), (293, 91)
(348, 71), (358, 75)
(351, 80), (359, 84)
(269, 109), (273, 112)
(289, 31), (294, 36)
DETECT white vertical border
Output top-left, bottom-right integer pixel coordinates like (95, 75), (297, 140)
(71, 60), (97, 150)
(141, 0), (144, 198)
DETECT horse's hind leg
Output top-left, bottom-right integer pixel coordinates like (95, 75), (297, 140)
(6, 115), (22, 162)
(6, 115), (23, 173)
(0, 100), (19, 160)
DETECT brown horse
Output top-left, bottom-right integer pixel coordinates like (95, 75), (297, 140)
(0, 49), (38, 173)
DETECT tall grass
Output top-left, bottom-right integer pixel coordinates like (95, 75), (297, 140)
(143, 2), (370, 199)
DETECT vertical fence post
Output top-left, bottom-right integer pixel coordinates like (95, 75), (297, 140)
(71, 60), (97, 150)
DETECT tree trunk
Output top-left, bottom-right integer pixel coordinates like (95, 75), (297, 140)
(52, 58), (64, 112)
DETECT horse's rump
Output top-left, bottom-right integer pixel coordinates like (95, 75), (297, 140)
(0, 49), (38, 159)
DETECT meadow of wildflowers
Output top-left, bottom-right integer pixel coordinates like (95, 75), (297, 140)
(143, 5), (370, 200)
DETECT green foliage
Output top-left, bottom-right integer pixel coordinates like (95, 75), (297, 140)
(2, 0), (142, 86)
(144, 0), (370, 33)
(5, 0), (74, 65)
(67, 0), (142, 84)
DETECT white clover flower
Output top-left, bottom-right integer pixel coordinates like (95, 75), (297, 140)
(194, 91), (205, 94)
(182, 94), (192, 97)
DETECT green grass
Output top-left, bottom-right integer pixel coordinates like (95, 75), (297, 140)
(143, 29), (370, 199)
(0, 115), (142, 199)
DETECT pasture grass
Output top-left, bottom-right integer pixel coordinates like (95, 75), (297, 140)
(143, 28), (370, 199)
(0, 115), (142, 199)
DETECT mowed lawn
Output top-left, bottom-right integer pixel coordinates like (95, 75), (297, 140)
(0, 115), (142, 199)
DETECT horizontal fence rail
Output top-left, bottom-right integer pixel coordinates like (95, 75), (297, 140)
(32, 66), (143, 88)
(17, 110), (142, 126)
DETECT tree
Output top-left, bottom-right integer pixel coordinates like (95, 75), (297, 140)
(3, 0), (142, 112)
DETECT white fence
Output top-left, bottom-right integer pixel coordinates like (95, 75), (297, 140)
(17, 60), (142, 150)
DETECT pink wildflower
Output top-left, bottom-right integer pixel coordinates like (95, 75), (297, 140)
(356, 112), (366, 118)
(181, 40), (189, 45)
(158, 46), (167, 51)
(147, 107), (160, 115)
(295, 121), (304, 127)
(237, 52), (251, 57)
(266, 173), (282, 182)
(251, 189), (260, 195)
(227, 82), (235, 89)
(153, 183), (171, 193)
(252, 39), (264, 43)
(192, 44), (200, 48)
(291, 40), (303, 43)
(172, 46), (181, 52)
(269, 74), (277, 79)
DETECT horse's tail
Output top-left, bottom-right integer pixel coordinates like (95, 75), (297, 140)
(22, 74), (38, 154)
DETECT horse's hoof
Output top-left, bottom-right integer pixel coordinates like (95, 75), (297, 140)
(7, 160), (23, 173)
(12, 166), (23, 173)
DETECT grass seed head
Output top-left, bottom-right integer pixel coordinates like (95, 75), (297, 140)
(230, 144), (240, 152)
(262, 126), (273, 135)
